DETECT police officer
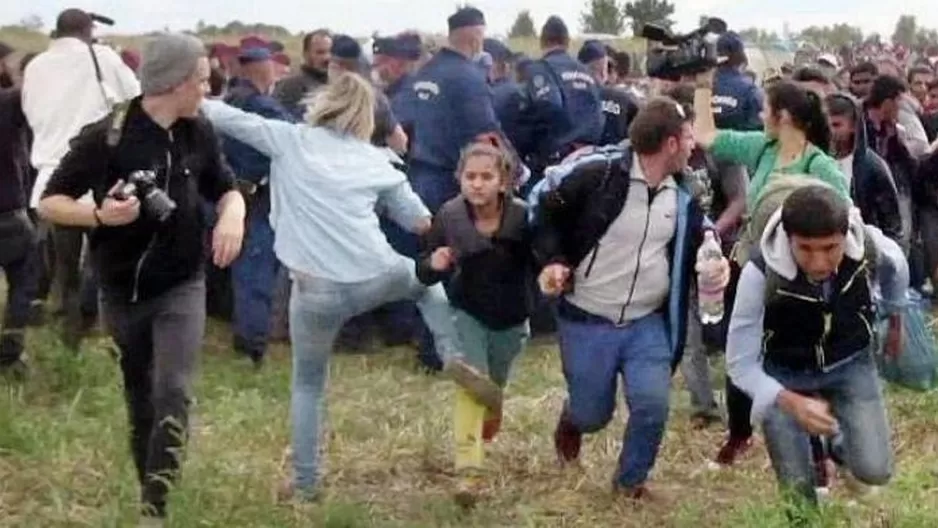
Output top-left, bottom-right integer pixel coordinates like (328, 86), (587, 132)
(712, 32), (763, 131)
(373, 34), (421, 105)
(222, 39), (296, 366)
(484, 38), (528, 150)
(520, 16), (603, 175)
(398, 7), (500, 371)
(329, 35), (407, 153)
(578, 40), (639, 146)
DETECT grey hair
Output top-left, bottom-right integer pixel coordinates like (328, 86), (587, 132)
(139, 33), (206, 95)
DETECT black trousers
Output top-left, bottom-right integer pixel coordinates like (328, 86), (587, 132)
(0, 210), (39, 364)
(101, 278), (205, 517)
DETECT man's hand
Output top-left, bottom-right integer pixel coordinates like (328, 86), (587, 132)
(430, 246), (455, 272)
(212, 207), (245, 268)
(777, 390), (839, 436)
(885, 313), (903, 359)
(97, 179), (140, 226)
(538, 263), (571, 297)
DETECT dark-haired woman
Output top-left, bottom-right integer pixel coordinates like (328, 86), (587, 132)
(693, 72), (849, 208)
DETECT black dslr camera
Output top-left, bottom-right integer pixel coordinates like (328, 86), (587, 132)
(643, 17), (728, 80)
(112, 170), (177, 222)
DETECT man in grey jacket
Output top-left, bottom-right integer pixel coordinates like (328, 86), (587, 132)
(727, 185), (907, 505)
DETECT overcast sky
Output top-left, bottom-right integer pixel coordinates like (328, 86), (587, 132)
(3, 1), (938, 38)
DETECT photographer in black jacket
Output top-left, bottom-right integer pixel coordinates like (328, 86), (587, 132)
(38, 33), (245, 526)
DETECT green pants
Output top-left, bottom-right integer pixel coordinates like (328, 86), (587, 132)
(453, 310), (529, 388)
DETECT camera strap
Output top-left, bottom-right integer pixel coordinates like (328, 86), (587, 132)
(87, 43), (114, 110)
(106, 101), (132, 148)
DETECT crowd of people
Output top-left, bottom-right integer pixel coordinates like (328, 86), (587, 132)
(0, 5), (933, 527)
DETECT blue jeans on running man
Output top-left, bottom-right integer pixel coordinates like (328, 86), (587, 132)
(558, 308), (672, 488)
(287, 254), (460, 494)
(762, 350), (892, 502)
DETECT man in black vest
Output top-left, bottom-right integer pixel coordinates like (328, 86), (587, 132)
(727, 185), (906, 505)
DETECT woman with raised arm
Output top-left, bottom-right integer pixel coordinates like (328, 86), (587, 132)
(200, 72), (463, 501)
(693, 69), (849, 211)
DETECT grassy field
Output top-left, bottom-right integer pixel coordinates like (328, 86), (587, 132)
(1, 314), (938, 527)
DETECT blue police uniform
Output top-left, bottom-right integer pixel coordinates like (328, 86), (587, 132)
(222, 76), (296, 362)
(408, 47), (500, 212)
(712, 66), (764, 131)
(491, 78), (530, 155)
(520, 50), (603, 162)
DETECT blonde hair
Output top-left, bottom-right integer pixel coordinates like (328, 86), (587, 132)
(455, 142), (513, 182)
(304, 72), (375, 141)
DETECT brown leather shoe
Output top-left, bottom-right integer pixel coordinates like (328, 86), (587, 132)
(613, 483), (656, 502)
(553, 409), (582, 463)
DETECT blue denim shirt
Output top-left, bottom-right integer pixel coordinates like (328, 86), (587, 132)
(201, 99), (430, 283)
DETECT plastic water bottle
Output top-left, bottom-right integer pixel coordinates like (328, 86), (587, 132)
(697, 231), (725, 325)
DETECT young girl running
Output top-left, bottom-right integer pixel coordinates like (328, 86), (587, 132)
(416, 142), (533, 477)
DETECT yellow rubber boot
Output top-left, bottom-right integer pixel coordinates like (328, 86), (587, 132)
(453, 386), (486, 471)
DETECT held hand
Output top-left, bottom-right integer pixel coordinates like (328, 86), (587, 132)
(885, 314), (903, 359)
(430, 246), (455, 272)
(538, 263), (571, 297)
(212, 208), (245, 268)
(97, 179), (140, 226)
(779, 391), (838, 436)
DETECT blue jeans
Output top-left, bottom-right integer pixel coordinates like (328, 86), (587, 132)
(287, 255), (459, 492)
(558, 311), (672, 487)
(762, 352), (892, 502)
(231, 195), (279, 356)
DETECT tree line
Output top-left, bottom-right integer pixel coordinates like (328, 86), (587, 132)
(9, 5), (938, 50)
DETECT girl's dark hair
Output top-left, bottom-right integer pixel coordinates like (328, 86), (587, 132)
(766, 81), (831, 153)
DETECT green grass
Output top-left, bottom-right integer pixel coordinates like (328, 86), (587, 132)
(2, 317), (938, 527)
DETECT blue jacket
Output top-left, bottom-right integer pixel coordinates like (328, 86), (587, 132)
(222, 78), (296, 184)
(712, 67), (763, 131)
(406, 48), (499, 173)
(522, 50), (603, 159)
(531, 146), (707, 368)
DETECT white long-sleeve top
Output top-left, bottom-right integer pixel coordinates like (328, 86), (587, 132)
(22, 37), (140, 207)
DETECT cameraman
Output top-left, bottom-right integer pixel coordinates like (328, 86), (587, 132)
(38, 33), (245, 523)
(712, 32), (763, 131)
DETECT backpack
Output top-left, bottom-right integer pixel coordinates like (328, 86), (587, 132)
(732, 168), (828, 267)
(526, 144), (626, 225)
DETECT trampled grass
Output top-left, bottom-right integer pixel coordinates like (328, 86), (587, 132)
(1, 319), (938, 527)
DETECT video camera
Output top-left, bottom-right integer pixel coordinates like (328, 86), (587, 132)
(642, 17), (728, 81)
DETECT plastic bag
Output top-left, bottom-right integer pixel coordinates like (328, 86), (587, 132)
(875, 290), (938, 391)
